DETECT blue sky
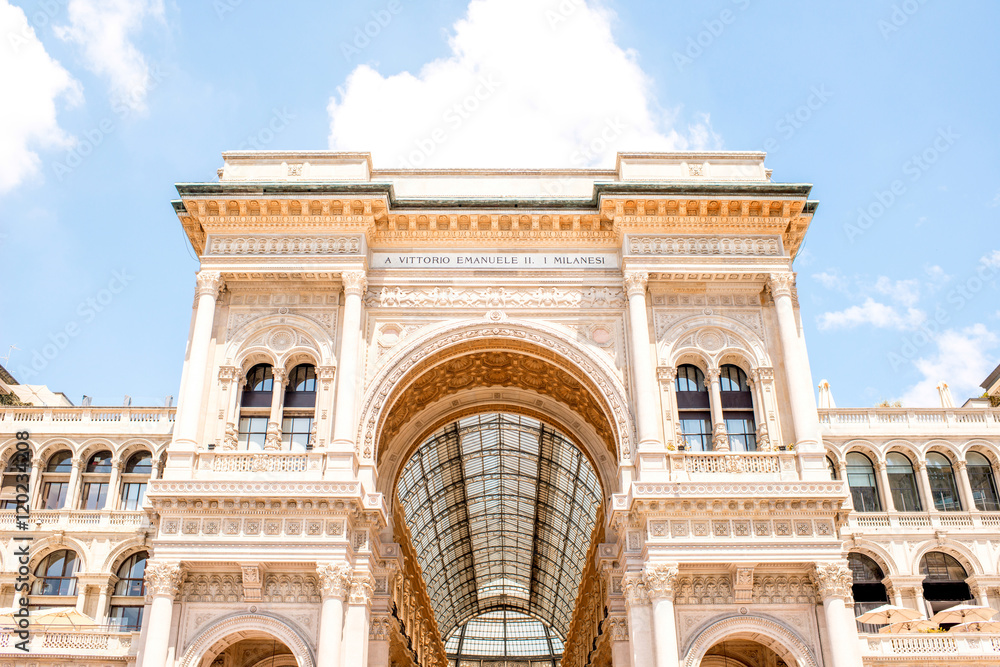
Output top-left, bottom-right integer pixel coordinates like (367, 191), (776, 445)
(1, 0), (997, 408)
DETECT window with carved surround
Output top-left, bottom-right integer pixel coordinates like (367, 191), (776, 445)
(967, 452), (1000, 511)
(110, 551), (147, 630)
(926, 453), (962, 512)
(32, 549), (79, 598)
(920, 552), (972, 616)
(720, 364), (756, 451)
(40, 451), (72, 510)
(846, 452), (881, 512)
(80, 450), (112, 510)
(239, 363), (273, 450)
(676, 364), (710, 451)
(849, 553), (888, 634)
(886, 452), (922, 512)
(120, 451), (152, 510)
(282, 364), (316, 451)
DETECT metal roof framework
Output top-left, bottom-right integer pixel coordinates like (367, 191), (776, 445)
(396, 413), (602, 653)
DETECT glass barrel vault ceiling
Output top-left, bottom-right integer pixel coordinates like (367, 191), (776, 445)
(397, 413), (602, 657)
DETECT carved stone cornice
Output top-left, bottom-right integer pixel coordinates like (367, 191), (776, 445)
(621, 572), (650, 607)
(348, 571), (375, 605)
(813, 561), (852, 600)
(316, 562), (352, 601)
(144, 560), (183, 599)
(195, 271), (224, 299)
(628, 235), (783, 256)
(767, 272), (795, 299)
(341, 270), (368, 296)
(644, 563), (679, 600)
(623, 271), (649, 298)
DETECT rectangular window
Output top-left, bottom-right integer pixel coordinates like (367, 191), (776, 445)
(679, 417), (712, 451)
(969, 468), (1000, 511)
(724, 415), (757, 452)
(238, 416), (269, 450)
(120, 483), (146, 511)
(109, 605), (143, 631)
(281, 416), (313, 451)
(887, 472), (922, 512)
(42, 482), (68, 509)
(81, 482), (108, 510)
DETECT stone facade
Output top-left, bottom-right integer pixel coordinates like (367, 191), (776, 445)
(1, 151), (998, 667)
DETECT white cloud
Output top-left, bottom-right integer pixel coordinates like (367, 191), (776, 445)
(328, 0), (719, 168)
(812, 271), (849, 293)
(873, 276), (920, 307)
(0, 0), (81, 193)
(990, 190), (1000, 208)
(817, 298), (926, 331)
(982, 250), (1000, 269)
(55, 0), (163, 113)
(924, 264), (950, 285)
(899, 324), (999, 407)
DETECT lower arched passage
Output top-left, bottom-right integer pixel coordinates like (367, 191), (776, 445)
(179, 612), (314, 667)
(683, 615), (817, 667)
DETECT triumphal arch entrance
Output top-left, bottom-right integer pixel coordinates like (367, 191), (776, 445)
(140, 151), (856, 667)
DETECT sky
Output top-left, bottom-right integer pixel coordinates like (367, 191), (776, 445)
(0, 0), (997, 408)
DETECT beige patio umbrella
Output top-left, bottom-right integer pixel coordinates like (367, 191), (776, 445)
(931, 604), (998, 625)
(878, 619), (936, 634)
(27, 607), (96, 628)
(949, 621), (1000, 632)
(857, 604), (924, 625)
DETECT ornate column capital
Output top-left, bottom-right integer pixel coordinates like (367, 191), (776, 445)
(704, 368), (722, 384)
(813, 561), (853, 600)
(195, 271), (224, 299)
(341, 270), (368, 297)
(955, 460), (968, 472)
(348, 571), (375, 605)
(317, 365), (337, 390)
(271, 367), (288, 386)
(623, 271), (649, 298)
(144, 560), (183, 599)
(218, 365), (240, 385)
(712, 423), (730, 451)
(316, 562), (352, 601)
(656, 366), (677, 385)
(644, 563), (679, 601)
(767, 272), (795, 299)
(622, 571), (651, 607)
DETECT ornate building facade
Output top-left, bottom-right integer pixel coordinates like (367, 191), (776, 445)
(2, 151), (999, 667)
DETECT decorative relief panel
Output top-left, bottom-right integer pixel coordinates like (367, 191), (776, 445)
(207, 235), (362, 255)
(365, 285), (625, 310)
(673, 574), (733, 605)
(262, 573), (321, 603)
(181, 573), (243, 602)
(628, 235), (782, 256)
(752, 574), (817, 604)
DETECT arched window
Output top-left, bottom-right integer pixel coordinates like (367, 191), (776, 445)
(1, 456), (29, 509)
(849, 553), (888, 633)
(41, 451), (73, 509)
(920, 552), (972, 616)
(33, 550), (79, 596)
(120, 452), (153, 511)
(886, 452), (922, 512)
(239, 364), (273, 450)
(720, 364), (756, 451)
(110, 551), (147, 630)
(675, 365), (710, 451)
(926, 453), (962, 511)
(827, 456), (838, 480)
(282, 364), (316, 451)
(967, 452), (1000, 511)
(80, 451), (112, 510)
(846, 452), (882, 512)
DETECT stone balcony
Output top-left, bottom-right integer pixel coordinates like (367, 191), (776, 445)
(0, 406), (176, 436)
(861, 632), (1000, 663)
(845, 511), (1000, 535)
(0, 627), (138, 659)
(0, 509), (150, 532)
(819, 407), (1000, 436)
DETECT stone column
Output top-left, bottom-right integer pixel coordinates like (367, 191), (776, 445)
(645, 564), (679, 667)
(65, 459), (82, 510)
(103, 460), (121, 511)
(316, 562), (351, 667)
(264, 368), (288, 451)
(875, 461), (895, 512)
(95, 580), (114, 622)
(955, 460), (977, 511)
(705, 369), (728, 451)
(656, 367), (678, 449)
(141, 561), (183, 667)
(28, 459), (41, 509)
(341, 571), (374, 667)
(747, 370), (771, 451)
(333, 271), (367, 450)
(917, 461), (938, 511)
(767, 273), (822, 451)
(174, 271), (223, 451)
(622, 572), (656, 667)
(814, 562), (862, 667)
(624, 271), (661, 451)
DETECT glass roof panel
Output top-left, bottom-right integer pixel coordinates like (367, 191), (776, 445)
(397, 413), (601, 654)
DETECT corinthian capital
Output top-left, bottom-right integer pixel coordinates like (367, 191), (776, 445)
(623, 271), (649, 297)
(341, 270), (368, 296)
(644, 563), (679, 600)
(621, 572), (650, 607)
(144, 560), (184, 598)
(195, 271), (224, 299)
(316, 562), (352, 600)
(767, 272), (795, 299)
(813, 561), (853, 600)
(348, 571), (375, 605)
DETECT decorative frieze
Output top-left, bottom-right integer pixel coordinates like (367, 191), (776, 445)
(263, 573), (321, 603)
(752, 574), (817, 604)
(365, 285), (625, 309)
(206, 235), (363, 255)
(180, 573), (241, 603)
(628, 235), (782, 256)
(673, 574), (733, 605)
